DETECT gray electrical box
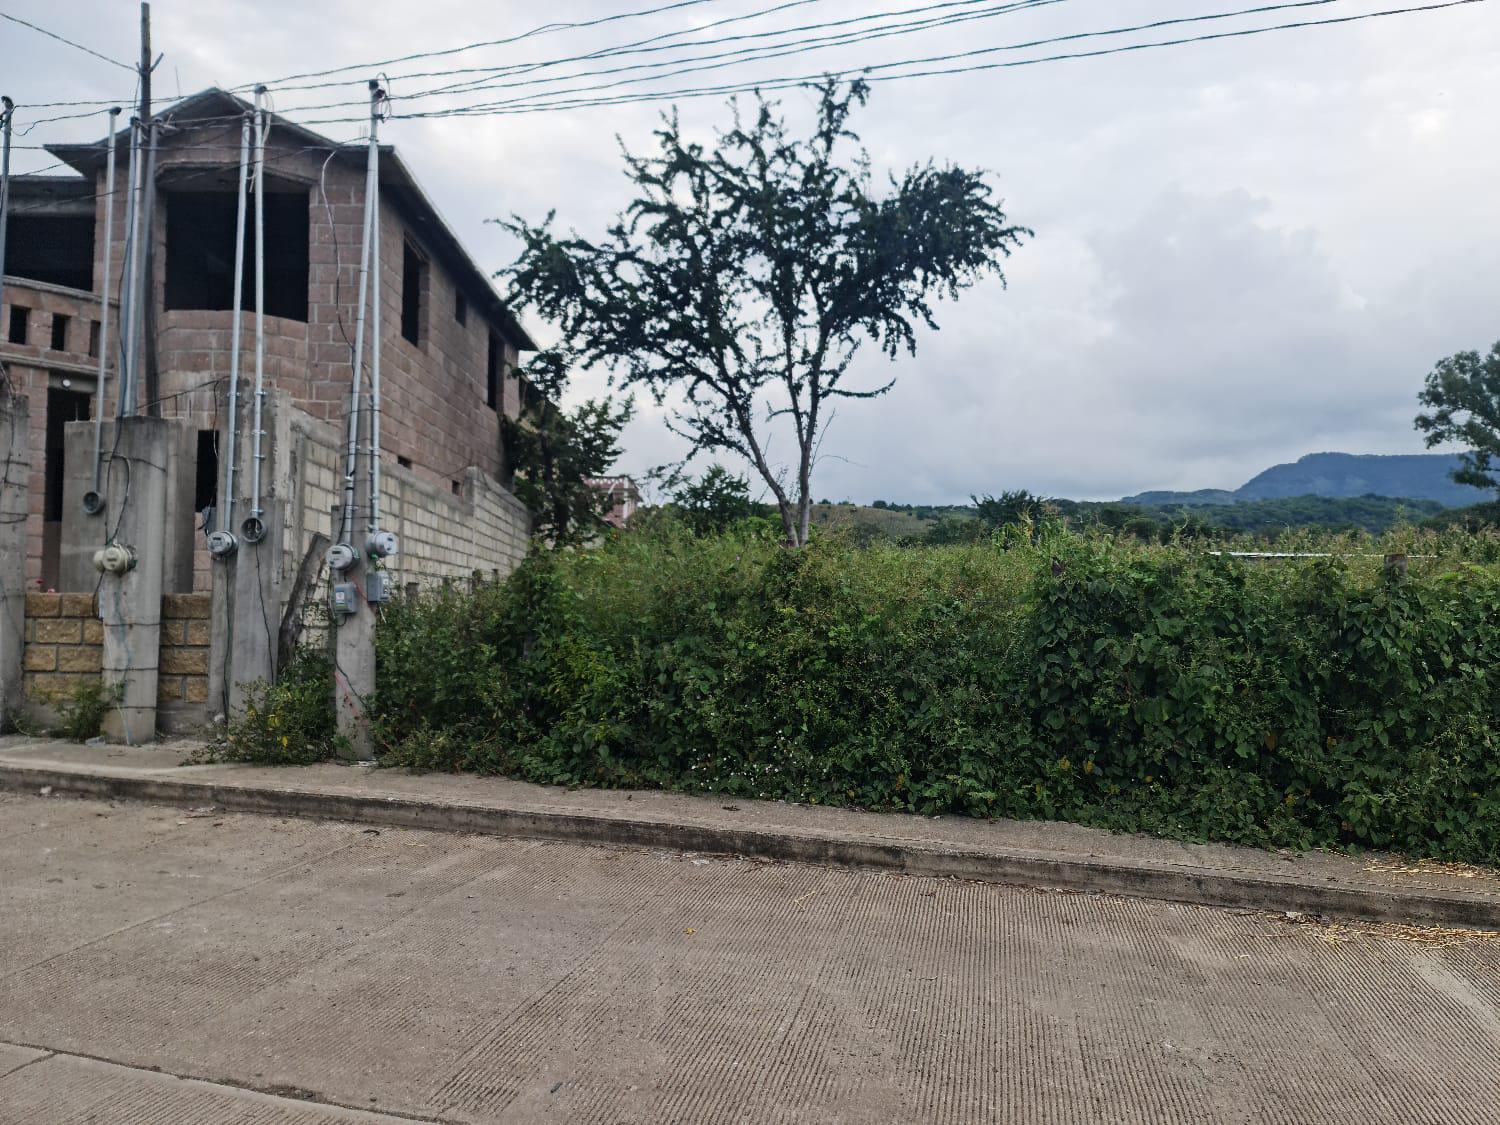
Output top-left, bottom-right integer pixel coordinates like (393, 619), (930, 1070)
(366, 571), (389, 604)
(331, 583), (357, 617)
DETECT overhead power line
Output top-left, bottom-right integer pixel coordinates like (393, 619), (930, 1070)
(366, 0), (1486, 122)
(257, 0), (830, 95)
(275, 0), (1065, 115)
(240, 0), (737, 90)
(382, 0), (1344, 117)
(407, 0), (1038, 101)
(0, 11), (136, 71)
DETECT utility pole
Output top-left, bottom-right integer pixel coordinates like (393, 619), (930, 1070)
(139, 3), (152, 122)
(138, 2), (161, 414)
(0, 97), (14, 318)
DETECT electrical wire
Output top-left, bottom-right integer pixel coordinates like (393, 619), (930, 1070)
(239, 0), (735, 90)
(395, 0), (1351, 116)
(257, 0), (882, 96)
(276, 0), (1065, 115)
(343, 0), (1487, 122)
(0, 12), (136, 72)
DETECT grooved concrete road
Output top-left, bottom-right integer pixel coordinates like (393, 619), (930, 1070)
(1, 792), (1497, 1124)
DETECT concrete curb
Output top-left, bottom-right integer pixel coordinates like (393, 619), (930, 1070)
(3, 762), (1496, 931)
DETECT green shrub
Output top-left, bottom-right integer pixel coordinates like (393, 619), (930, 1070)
(215, 648), (341, 765)
(349, 519), (1500, 862)
(49, 680), (123, 741)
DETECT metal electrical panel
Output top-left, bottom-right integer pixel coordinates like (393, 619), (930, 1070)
(331, 583), (357, 617)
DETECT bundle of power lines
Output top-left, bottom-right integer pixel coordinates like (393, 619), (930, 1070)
(1, 0), (1488, 141)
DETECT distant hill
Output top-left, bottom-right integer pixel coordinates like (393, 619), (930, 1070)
(1124, 453), (1489, 508)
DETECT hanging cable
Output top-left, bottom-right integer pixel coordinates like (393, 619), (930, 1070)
(243, 89), (268, 545)
(337, 81), (381, 559)
(0, 12), (136, 72)
(272, 0), (1061, 115)
(241, 0), (733, 90)
(208, 112), (253, 559)
(375, 0), (1485, 121)
(83, 105), (122, 517)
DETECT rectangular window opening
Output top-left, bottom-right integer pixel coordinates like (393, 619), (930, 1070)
(397, 455), (412, 469)
(8, 306), (29, 345)
(401, 240), (425, 346)
(194, 430), (219, 514)
(451, 479), (462, 497)
(50, 314), (70, 352)
(44, 388), (91, 522)
(164, 189), (310, 321)
(455, 291), (467, 326)
(6, 215), (95, 291)
(88, 320), (101, 358)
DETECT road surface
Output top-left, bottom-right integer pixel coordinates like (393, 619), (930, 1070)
(1, 791), (1496, 1123)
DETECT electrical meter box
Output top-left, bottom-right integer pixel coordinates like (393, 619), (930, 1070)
(366, 572), (389, 604)
(331, 583), (357, 617)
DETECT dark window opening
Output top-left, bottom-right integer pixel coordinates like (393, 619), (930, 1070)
(7, 306), (28, 345)
(50, 314), (70, 352)
(7, 215), (95, 291)
(164, 189), (310, 321)
(451, 480), (461, 497)
(486, 332), (500, 410)
(397, 455), (412, 469)
(44, 388), (91, 522)
(88, 320), (101, 358)
(194, 430), (219, 514)
(455, 291), (467, 326)
(401, 241), (425, 346)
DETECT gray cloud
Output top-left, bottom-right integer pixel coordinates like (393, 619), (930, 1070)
(5, 0), (1498, 502)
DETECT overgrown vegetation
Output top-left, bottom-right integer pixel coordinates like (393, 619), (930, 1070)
(210, 651), (341, 765)
(213, 516), (1500, 862)
(44, 680), (122, 741)
(217, 507), (1500, 861)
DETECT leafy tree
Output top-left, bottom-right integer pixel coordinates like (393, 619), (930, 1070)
(1415, 340), (1500, 495)
(503, 350), (634, 547)
(973, 489), (1047, 527)
(503, 80), (1029, 546)
(672, 464), (758, 535)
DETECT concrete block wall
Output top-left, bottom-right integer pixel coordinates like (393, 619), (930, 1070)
(22, 594), (103, 703)
(284, 400), (529, 593)
(158, 594), (212, 729)
(20, 591), (211, 732)
(87, 120), (526, 507)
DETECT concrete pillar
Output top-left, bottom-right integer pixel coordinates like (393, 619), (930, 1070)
(334, 392), (375, 761)
(207, 386), (287, 717)
(98, 416), (175, 744)
(61, 419), (194, 594)
(0, 395), (29, 733)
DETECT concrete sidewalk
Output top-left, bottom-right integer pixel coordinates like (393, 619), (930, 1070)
(2, 735), (1498, 930)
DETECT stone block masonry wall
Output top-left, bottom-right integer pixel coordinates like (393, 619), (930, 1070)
(158, 595), (212, 721)
(22, 593), (103, 702)
(21, 592), (211, 733)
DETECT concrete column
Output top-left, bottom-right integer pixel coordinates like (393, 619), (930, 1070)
(62, 419), (194, 594)
(334, 391), (375, 760)
(228, 495), (282, 714)
(207, 387), (286, 717)
(99, 416), (174, 744)
(0, 395), (29, 733)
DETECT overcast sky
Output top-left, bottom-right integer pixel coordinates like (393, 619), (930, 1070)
(5, 0), (1499, 502)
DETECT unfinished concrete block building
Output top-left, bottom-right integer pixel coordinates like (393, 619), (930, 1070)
(0, 89), (535, 736)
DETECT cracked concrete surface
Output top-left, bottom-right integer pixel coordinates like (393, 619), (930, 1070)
(1, 791), (1498, 1123)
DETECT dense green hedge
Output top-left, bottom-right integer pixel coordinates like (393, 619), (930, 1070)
(238, 521), (1500, 861)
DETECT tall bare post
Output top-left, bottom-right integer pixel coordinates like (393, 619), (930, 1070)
(0, 394), (27, 733)
(332, 81), (384, 761)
